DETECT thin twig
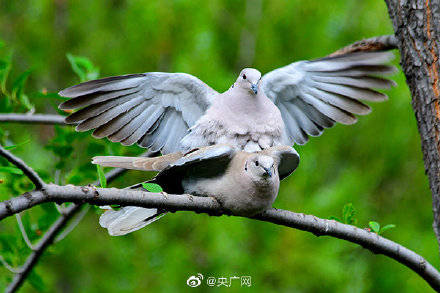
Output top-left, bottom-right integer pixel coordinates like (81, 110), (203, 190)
(15, 214), (35, 251)
(0, 145), (45, 189)
(1, 183), (440, 291)
(0, 114), (66, 125)
(54, 205), (90, 242)
(5, 203), (82, 293)
(54, 203), (66, 215)
(0, 255), (24, 274)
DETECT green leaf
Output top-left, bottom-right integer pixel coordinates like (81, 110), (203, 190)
(0, 40), (4, 48)
(66, 53), (99, 82)
(110, 204), (121, 211)
(342, 203), (357, 225)
(18, 93), (33, 111)
(142, 182), (163, 193)
(96, 165), (107, 188)
(0, 166), (23, 175)
(368, 221), (380, 233)
(0, 52), (12, 92)
(12, 70), (32, 108)
(379, 224), (396, 235)
(4, 139), (30, 150)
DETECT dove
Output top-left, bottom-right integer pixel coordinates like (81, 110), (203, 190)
(93, 144), (300, 236)
(59, 51), (396, 154)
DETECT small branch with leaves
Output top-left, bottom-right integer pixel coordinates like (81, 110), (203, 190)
(0, 141), (136, 293)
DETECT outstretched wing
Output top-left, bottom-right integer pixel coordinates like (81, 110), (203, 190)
(262, 145), (300, 180)
(261, 51), (397, 145)
(154, 144), (236, 194)
(59, 72), (217, 154)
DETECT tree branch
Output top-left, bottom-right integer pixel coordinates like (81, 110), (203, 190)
(54, 205), (90, 243)
(1, 183), (439, 291)
(0, 113), (67, 125)
(0, 145), (45, 189)
(0, 255), (24, 274)
(384, 0), (440, 251)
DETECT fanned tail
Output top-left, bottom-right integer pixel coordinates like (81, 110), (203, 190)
(92, 152), (184, 171)
(99, 206), (167, 236)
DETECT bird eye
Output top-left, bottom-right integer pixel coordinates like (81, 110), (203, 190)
(242, 74), (247, 79)
(255, 161), (259, 166)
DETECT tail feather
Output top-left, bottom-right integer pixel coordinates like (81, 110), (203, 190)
(99, 206), (167, 236)
(92, 152), (183, 171)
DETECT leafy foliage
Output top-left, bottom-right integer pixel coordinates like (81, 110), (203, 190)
(368, 221), (396, 235)
(329, 203), (357, 225)
(330, 204), (395, 235)
(0, 166), (23, 175)
(66, 54), (99, 83)
(0, 40), (105, 291)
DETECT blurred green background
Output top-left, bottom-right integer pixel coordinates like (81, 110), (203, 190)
(0, 0), (436, 292)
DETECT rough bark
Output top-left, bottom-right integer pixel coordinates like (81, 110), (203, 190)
(385, 0), (440, 250)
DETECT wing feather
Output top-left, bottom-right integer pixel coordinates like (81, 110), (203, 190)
(76, 95), (144, 132)
(92, 101), (147, 138)
(59, 73), (217, 154)
(262, 51), (396, 145)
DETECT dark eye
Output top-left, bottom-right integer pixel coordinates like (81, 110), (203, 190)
(242, 74), (247, 79)
(255, 161), (259, 166)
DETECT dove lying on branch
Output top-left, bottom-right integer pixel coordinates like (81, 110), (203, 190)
(92, 145), (300, 236)
(59, 51), (396, 154)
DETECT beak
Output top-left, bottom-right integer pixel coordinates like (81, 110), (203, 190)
(263, 167), (272, 177)
(251, 84), (258, 94)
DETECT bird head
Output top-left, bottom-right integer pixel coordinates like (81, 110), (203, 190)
(244, 154), (276, 181)
(235, 68), (262, 95)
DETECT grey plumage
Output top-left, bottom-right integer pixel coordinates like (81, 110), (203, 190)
(59, 50), (396, 153)
(59, 73), (215, 153)
(261, 51), (396, 145)
(92, 144), (300, 235)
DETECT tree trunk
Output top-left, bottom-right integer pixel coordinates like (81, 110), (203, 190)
(385, 0), (440, 250)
